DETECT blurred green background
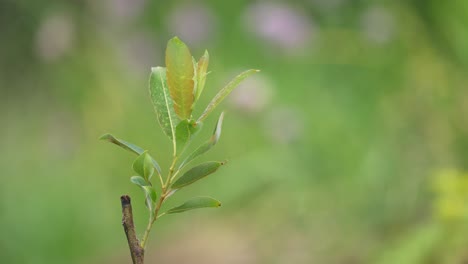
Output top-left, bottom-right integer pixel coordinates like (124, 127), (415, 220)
(2, 0), (468, 263)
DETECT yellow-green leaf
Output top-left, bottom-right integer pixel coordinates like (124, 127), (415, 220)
(198, 69), (259, 122)
(166, 37), (194, 119)
(195, 50), (209, 102)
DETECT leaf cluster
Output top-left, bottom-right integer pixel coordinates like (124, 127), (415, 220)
(100, 37), (259, 248)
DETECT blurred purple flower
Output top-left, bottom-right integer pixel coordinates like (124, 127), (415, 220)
(243, 2), (315, 51)
(167, 4), (217, 47)
(35, 11), (75, 62)
(360, 6), (396, 44)
(264, 107), (304, 144)
(107, 0), (146, 20)
(229, 74), (274, 114)
(88, 0), (146, 24)
(116, 32), (161, 76)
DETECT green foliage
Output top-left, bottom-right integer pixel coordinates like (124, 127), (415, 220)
(99, 133), (145, 155)
(178, 112), (224, 170)
(99, 133), (162, 175)
(149, 67), (179, 139)
(432, 170), (468, 221)
(132, 151), (154, 181)
(142, 186), (158, 213)
(198, 69), (260, 122)
(194, 50), (209, 103)
(130, 176), (149, 187)
(101, 36), (257, 251)
(175, 119), (202, 155)
(166, 197), (221, 214)
(375, 224), (443, 264)
(171, 161), (224, 189)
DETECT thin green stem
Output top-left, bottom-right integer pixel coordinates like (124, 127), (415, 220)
(140, 152), (179, 249)
(156, 212), (166, 219)
(140, 214), (154, 249)
(140, 193), (165, 249)
(165, 156), (178, 187)
(157, 173), (164, 188)
(169, 167), (181, 183)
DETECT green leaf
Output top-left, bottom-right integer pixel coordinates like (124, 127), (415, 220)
(132, 151), (154, 180)
(143, 186), (158, 203)
(149, 67), (179, 139)
(178, 112), (224, 170)
(130, 176), (149, 187)
(171, 161), (224, 189)
(166, 196), (221, 214)
(166, 37), (194, 119)
(198, 69), (259, 122)
(195, 50), (209, 103)
(142, 186), (158, 213)
(100, 133), (145, 155)
(175, 120), (191, 154)
(175, 119), (203, 155)
(192, 57), (198, 101)
(100, 133), (162, 175)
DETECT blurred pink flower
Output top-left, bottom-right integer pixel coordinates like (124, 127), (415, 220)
(243, 2), (315, 51)
(167, 3), (217, 47)
(360, 6), (396, 44)
(35, 11), (75, 62)
(228, 74), (274, 115)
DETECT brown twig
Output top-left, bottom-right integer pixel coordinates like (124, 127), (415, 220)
(121, 195), (145, 264)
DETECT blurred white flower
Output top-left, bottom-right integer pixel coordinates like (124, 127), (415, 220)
(264, 107), (304, 144)
(360, 6), (396, 44)
(228, 74), (274, 115)
(167, 3), (217, 47)
(35, 11), (75, 62)
(243, 2), (315, 52)
(116, 32), (161, 76)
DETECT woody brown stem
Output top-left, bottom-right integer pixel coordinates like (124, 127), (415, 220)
(121, 195), (145, 264)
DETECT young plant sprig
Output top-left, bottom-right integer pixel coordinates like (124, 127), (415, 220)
(100, 37), (259, 264)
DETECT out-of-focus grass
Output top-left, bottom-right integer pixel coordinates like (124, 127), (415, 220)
(2, 1), (468, 263)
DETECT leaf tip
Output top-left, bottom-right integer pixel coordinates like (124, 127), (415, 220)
(151, 66), (161, 72)
(169, 36), (184, 45)
(99, 133), (111, 140)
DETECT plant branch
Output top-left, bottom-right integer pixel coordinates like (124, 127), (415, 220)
(140, 192), (166, 249)
(165, 156), (179, 187)
(121, 195), (145, 264)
